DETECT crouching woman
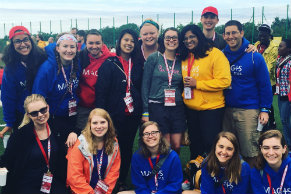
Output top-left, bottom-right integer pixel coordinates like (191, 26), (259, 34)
(67, 108), (121, 194)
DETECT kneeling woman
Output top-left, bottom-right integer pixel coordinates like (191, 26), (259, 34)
(183, 132), (251, 194)
(119, 121), (183, 194)
(67, 108), (121, 194)
(251, 130), (291, 194)
(0, 94), (67, 194)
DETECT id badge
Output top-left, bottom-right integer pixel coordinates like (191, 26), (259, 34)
(94, 180), (109, 194)
(275, 84), (279, 95)
(184, 87), (193, 99)
(164, 89), (176, 106)
(124, 93), (134, 113)
(68, 99), (77, 116)
(40, 172), (53, 193)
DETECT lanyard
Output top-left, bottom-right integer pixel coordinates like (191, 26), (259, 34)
(187, 53), (195, 77)
(141, 45), (146, 60)
(61, 62), (73, 96)
(33, 123), (51, 171)
(96, 149), (104, 180)
(121, 58), (132, 93)
(163, 54), (176, 87)
(212, 31), (216, 42)
(148, 154), (160, 191)
(222, 184), (226, 194)
(266, 165), (288, 194)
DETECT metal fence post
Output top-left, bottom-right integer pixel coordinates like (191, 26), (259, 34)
(252, 7), (255, 44)
(286, 4), (289, 39)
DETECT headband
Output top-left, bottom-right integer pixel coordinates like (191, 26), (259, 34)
(57, 34), (77, 45)
(140, 20), (159, 30)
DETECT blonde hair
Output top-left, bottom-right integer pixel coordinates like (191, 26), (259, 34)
(82, 108), (116, 155)
(18, 94), (48, 129)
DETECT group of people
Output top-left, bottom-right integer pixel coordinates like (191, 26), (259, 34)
(0, 5), (290, 194)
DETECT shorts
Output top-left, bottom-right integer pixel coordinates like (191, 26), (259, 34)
(148, 102), (187, 134)
(223, 107), (260, 157)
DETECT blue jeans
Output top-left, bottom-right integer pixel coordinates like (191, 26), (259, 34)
(278, 97), (291, 147)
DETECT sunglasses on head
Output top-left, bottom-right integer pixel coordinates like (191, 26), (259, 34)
(28, 106), (48, 117)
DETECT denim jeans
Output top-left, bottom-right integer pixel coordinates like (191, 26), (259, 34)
(278, 97), (291, 148)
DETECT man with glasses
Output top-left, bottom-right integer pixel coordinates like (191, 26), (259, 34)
(201, 6), (226, 50)
(222, 20), (272, 168)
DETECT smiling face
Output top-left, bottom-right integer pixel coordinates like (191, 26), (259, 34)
(223, 25), (244, 51)
(142, 124), (161, 149)
(215, 137), (235, 166)
(164, 30), (179, 52)
(184, 30), (199, 51)
(56, 40), (77, 65)
(201, 13), (219, 31)
(86, 34), (103, 58)
(140, 24), (159, 47)
(12, 34), (32, 56)
(27, 100), (49, 126)
(261, 137), (287, 170)
(90, 115), (108, 138)
(120, 33), (135, 55)
(278, 41), (290, 57)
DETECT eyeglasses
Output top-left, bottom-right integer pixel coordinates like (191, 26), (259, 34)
(143, 131), (160, 138)
(165, 36), (178, 41)
(224, 31), (240, 37)
(183, 35), (196, 42)
(28, 106), (48, 117)
(13, 37), (30, 46)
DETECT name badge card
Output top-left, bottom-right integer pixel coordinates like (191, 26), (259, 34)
(94, 180), (109, 194)
(68, 99), (77, 116)
(184, 87), (193, 99)
(124, 93), (134, 113)
(40, 172), (53, 193)
(164, 89), (176, 106)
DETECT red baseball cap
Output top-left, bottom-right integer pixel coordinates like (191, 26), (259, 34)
(201, 6), (218, 17)
(9, 26), (30, 40)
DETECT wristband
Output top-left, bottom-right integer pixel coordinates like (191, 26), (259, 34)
(142, 112), (149, 117)
(260, 108), (270, 113)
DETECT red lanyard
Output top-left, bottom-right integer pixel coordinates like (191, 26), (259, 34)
(266, 165), (288, 194)
(120, 57), (132, 93)
(163, 53), (176, 87)
(33, 123), (51, 171)
(187, 54), (195, 77)
(148, 154), (160, 191)
(222, 184), (226, 194)
(96, 149), (104, 180)
(141, 45), (146, 60)
(61, 62), (73, 96)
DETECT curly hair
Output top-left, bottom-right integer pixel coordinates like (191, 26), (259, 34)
(138, 121), (170, 158)
(180, 24), (213, 61)
(205, 131), (242, 184)
(82, 108), (116, 155)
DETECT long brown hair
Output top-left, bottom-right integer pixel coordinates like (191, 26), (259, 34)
(82, 108), (116, 155)
(18, 94), (48, 129)
(255, 130), (289, 170)
(205, 131), (241, 184)
(138, 121), (169, 158)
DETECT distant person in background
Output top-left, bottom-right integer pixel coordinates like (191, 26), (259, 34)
(255, 24), (280, 130)
(36, 34), (46, 49)
(76, 30), (86, 51)
(0, 26), (47, 138)
(275, 39), (291, 149)
(70, 27), (78, 38)
(95, 29), (143, 192)
(0, 94), (67, 194)
(139, 18), (159, 64)
(48, 36), (54, 44)
(200, 6), (226, 50)
(77, 29), (115, 131)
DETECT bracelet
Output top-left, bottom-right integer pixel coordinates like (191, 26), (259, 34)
(142, 112), (149, 117)
(260, 108), (270, 113)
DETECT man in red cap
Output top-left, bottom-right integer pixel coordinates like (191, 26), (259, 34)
(201, 6), (226, 50)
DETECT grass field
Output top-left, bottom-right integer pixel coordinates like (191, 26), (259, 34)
(0, 95), (283, 187)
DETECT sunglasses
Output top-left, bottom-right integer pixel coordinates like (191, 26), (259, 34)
(28, 106), (48, 117)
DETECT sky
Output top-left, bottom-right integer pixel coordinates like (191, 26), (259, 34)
(0, 0), (289, 37)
